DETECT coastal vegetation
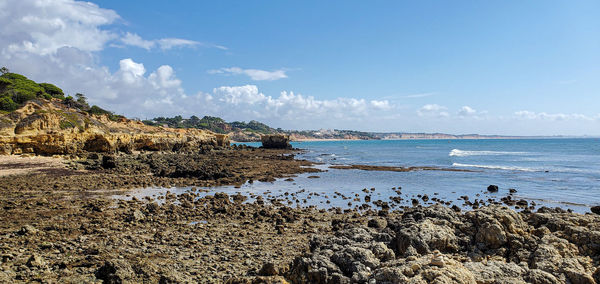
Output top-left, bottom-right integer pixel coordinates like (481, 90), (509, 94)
(0, 68), (124, 121)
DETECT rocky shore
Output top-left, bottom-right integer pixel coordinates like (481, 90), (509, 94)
(0, 148), (599, 282)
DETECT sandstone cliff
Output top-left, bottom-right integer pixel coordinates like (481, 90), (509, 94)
(0, 99), (228, 155)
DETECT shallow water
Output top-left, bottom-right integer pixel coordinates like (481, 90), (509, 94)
(116, 138), (600, 214)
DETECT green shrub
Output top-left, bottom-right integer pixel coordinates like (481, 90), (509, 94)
(0, 96), (18, 111)
(88, 105), (112, 116)
(11, 90), (37, 104)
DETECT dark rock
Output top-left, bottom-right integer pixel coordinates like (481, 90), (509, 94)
(95, 260), (134, 284)
(102, 155), (116, 169)
(487, 185), (499, 192)
(591, 206), (600, 215)
(261, 134), (292, 149)
(516, 199), (528, 206)
(367, 218), (387, 229)
(509, 188), (517, 194)
(258, 262), (279, 276)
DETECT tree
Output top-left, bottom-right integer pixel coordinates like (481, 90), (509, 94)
(74, 93), (90, 110)
(0, 67), (9, 75)
(39, 83), (64, 99)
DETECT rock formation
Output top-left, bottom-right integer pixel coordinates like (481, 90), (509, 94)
(261, 134), (292, 149)
(283, 205), (600, 283)
(0, 99), (229, 155)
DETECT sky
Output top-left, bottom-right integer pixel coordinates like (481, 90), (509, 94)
(1, 0), (599, 135)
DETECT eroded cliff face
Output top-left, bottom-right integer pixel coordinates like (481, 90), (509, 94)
(0, 100), (229, 155)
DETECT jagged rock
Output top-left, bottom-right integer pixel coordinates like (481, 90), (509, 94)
(591, 206), (600, 215)
(259, 262), (279, 276)
(464, 261), (528, 283)
(261, 134), (292, 149)
(283, 205), (600, 284)
(367, 218), (387, 229)
(95, 260), (135, 284)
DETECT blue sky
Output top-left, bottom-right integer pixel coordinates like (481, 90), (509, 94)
(1, 0), (599, 135)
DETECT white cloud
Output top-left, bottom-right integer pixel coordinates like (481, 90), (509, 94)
(0, 0), (119, 56)
(417, 104), (449, 117)
(458, 105), (476, 116)
(213, 85), (266, 105)
(121, 32), (154, 50)
(121, 32), (202, 50)
(209, 67), (288, 81)
(205, 86), (392, 122)
(370, 100), (392, 110)
(156, 38), (199, 50)
(514, 111), (594, 121)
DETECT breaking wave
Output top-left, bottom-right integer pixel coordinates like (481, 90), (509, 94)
(452, 163), (538, 172)
(449, 149), (530, 157)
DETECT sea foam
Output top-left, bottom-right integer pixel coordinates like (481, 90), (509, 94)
(449, 149), (529, 157)
(452, 163), (538, 172)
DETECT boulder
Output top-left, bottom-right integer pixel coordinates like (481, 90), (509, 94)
(261, 134), (292, 149)
(487, 185), (499, 192)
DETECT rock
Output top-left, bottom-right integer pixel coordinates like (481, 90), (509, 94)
(464, 261), (528, 283)
(259, 262), (279, 276)
(393, 218), (458, 256)
(367, 218), (387, 229)
(509, 188), (517, 194)
(516, 199), (528, 206)
(146, 202), (160, 213)
(261, 135), (292, 149)
(95, 260), (135, 284)
(26, 254), (45, 268)
(0, 100), (229, 156)
(102, 155), (116, 169)
(127, 209), (145, 222)
(526, 269), (560, 284)
(591, 206), (600, 215)
(487, 185), (499, 192)
(430, 250), (445, 267)
(17, 224), (38, 235)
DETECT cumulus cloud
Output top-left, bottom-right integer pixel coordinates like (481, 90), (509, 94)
(205, 85), (392, 122)
(209, 67), (288, 81)
(0, 0), (119, 56)
(417, 104), (449, 117)
(458, 106), (476, 116)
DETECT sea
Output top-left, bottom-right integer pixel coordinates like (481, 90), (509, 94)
(119, 138), (600, 214)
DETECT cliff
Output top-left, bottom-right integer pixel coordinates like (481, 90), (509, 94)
(0, 99), (228, 155)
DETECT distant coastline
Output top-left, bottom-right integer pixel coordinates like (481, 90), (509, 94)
(234, 134), (598, 143)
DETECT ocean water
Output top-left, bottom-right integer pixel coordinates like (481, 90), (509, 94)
(120, 139), (600, 213)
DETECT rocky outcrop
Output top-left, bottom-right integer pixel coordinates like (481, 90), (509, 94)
(283, 205), (600, 283)
(261, 134), (292, 149)
(0, 100), (229, 155)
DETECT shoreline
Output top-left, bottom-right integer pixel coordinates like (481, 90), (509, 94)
(0, 148), (599, 282)
(232, 136), (599, 143)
